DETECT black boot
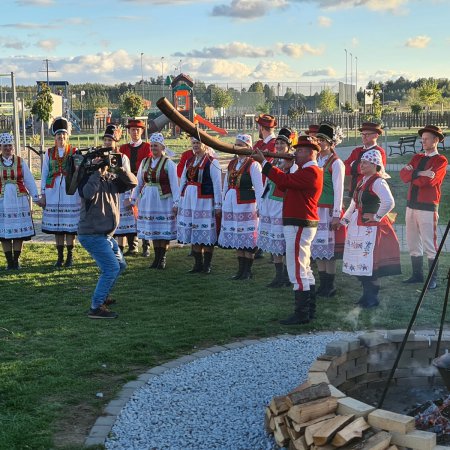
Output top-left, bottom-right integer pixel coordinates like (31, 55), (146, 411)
(267, 263), (284, 288)
(231, 257), (245, 280)
(279, 290), (311, 325)
(125, 234), (139, 256)
(202, 252), (213, 274)
(188, 251), (203, 273)
(316, 271), (327, 296)
(55, 245), (64, 267)
(403, 256), (424, 283)
(428, 259), (439, 290)
(149, 247), (161, 269)
(309, 285), (316, 320)
(359, 278), (380, 309)
(12, 251), (21, 270)
(254, 248), (264, 259)
(321, 273), (337, 297)
(64, 245), (74, 267)
(157, 248), (167, 270)
(142, 239), (150, 257)
(5, 251), (14, 270)
(240, 258), (254, 280)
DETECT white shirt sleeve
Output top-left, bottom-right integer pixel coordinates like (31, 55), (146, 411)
(331, 158), (345, 217)
(222, 170), (229, 202)
(342, 199), (356, 223)
(168, 160), (180, 206)
(41, 150), (49, 192)
(371, 178), (395, 219)
(120, 155), (132, 200)
(131, 159), (145, 203)
(210, 159), (222, 208)
(250, 161), (263, 210)
(22, 159), (39, 200)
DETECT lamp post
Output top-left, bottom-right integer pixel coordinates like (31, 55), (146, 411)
(140, 52), (144, 99)
(80, 90), (85, 130)
(355, 56), (358, 109)
(179, 59), (182, 74)
(161, 57), (164, 84)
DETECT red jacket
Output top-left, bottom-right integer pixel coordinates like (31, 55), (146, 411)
(253, 137), (276, 153)
(177, 149), (194, 178)
(262, 161), (323, 227)
(399, 153), (448, 211)
(119, 142), (152, 175)
(344, 145), (386, 195)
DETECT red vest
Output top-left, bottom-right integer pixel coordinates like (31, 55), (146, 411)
(0, 156), (27, 197)
(142, 157), (172, 198)
(182, 155), (214, 199)
(227, 158), (256, 204)
(45, 145), (77, 188)
(119, 142), (152, 175)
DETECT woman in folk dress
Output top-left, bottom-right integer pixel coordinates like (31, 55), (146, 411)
(0, 133), (41, 270)
(41, 117), (80, 267)
(257, 127), (298, 288)
(339, 149), (401, 308)
(218, 134), (263, 280)
(177, 137), (222, 274)
(311, 122), (346, 297)
(132, 133), (179, 270)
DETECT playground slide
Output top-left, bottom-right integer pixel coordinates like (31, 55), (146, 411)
(194, 114), (227, 136)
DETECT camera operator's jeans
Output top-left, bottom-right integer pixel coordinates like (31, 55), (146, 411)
(78, 234), (126, 309)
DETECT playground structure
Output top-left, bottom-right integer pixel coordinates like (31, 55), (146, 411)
(169, 73), (227, 137)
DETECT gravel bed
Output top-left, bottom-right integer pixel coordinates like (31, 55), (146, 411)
(105, 332), (356, 450)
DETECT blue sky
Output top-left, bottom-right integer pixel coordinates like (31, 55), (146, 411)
(0, 0), (449, 87)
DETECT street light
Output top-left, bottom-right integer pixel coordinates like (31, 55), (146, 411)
(161, 57), (165, 92)
(80, 90), (85, 130)
(179, 59), (182, 74)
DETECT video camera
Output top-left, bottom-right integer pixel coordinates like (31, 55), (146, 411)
(65, 146), (123, 195)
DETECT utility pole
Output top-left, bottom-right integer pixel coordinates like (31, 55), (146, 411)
(344, 49), (348, 105)
(39, 59), (56, 85)
(350, 52), (353, 107)
(355, 56), (358, 109)
(140, 53), (144, 100)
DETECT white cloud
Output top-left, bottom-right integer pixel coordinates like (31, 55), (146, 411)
(303, 67), (336, 77)
(250, 61), (297, 80)
(36, 39), (59, 51)
(15, 0), (54, 5)
(405, 35), (431, 48)
(0, 37), (28, 50)
(318, 16), (332, 27)
(351, 37), (359, 47)
(211, 0), (288, 19)
(293, 0), (408, 13)
(173, 42), (273, 59)
(278, 42), (324, 58)
(187, 59), (253, 80)
(1, 22), (58, 29)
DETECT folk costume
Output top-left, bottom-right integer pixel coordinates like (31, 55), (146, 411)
(219, 134), (264, 280)
(260, 135), (323, 325)
(399, 125), (448, 289)
(311, 122), (346, 297)
(41, 117), (80, 267)
(132, 133), (179, 269)
(177, 147), (222, 274)
(257, 128), (298, 288)
(177, 148), (195, 179)
(0, 133), (39, 269)
(341, 150), (401, 309)
(344, 122), (387, 197)
(119, 119), (152, 256)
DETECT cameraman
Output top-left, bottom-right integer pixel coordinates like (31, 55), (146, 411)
(78, 153), (138, 319)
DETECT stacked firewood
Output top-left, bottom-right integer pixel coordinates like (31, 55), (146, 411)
(265, 382), (396, 450)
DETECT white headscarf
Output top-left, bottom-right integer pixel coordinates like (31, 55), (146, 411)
(0, 133), (14, 145)
(235, 133), (253, 148)
(150, 132), (175, 157)
(361, 149), (390, 179)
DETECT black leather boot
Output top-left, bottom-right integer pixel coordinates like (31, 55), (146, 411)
(282, 265), (291, 286)
(316, 271), (327, 296)
(360, 278), (380, 309)
(125, 234), (139, 256)
(64, 245), (74, 267)
(322, 273), (337, 297)
(279, 290), (311, 325)
(267, 263), (284, 288)
(4, 251), (14, 270)
(188, 251), (203, 273)
(12, 250), (21, 270)
(428, 259), (439, 290)
(231, 257), (245, 280)
(240, 258), (254, 280)
(149, 247), (161, 269)
(309, 285), (316, 320)
(157, 248), (167, 269)
(202, 252), (213, 274)
(403, 256), (424, 283)
(142, 239), (150, 257)
(55, 245), (64, 267)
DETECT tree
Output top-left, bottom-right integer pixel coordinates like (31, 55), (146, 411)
(318, 88), (337, 113)
(211, 87), (234, 112)
(119, 90), (145, 118)
(248, 82), (264, 93)
(417, 79), (442, 111)
(256, 102), (272, 114)
(31, 82), (54, 151)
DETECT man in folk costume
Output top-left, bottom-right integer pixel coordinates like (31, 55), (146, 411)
(252, 136), (323, 325)
(0, 133), (41, 270)
(219, 134), (264, 280)
(119, 119), (152, 256)
(340, 150), (400, 309)
(400, 125), (448, 289)
(311, 122), (346, 297)
(344, 122), (387, 198)
(41, 117), (81, 267)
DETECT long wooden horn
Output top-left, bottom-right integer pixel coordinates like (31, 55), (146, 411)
(156, 97), (293, 160)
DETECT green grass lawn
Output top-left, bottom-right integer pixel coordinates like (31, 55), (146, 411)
(1, 244), (450, 449)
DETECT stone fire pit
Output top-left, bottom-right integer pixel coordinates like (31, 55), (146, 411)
(307, 329), (450, 449)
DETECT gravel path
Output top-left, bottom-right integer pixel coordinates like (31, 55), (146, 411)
(105, 332), (355, 450)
